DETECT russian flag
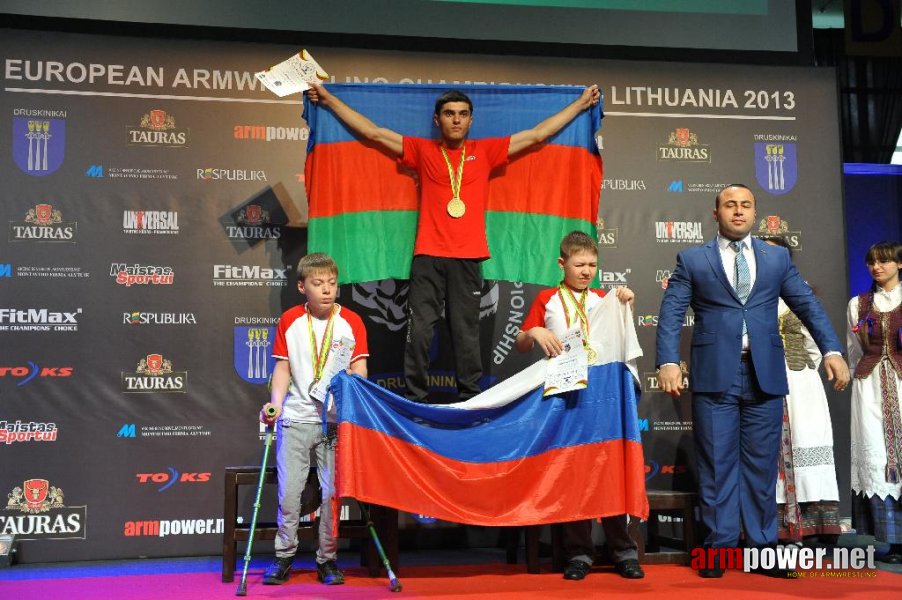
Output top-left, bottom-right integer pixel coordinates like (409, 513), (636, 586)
(331, 294), (648, 525)
(303, 83), (602, 286)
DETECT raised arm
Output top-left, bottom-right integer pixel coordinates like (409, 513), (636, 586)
(308, 81), (404, 157)
(507, 84), (599, 156)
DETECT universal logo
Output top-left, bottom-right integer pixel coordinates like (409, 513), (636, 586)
(123, 210), (179, 235)
(655, 221), (704, 244)
(9, 204), (77, 242)
(121, 354), (187, 393)
(657, 128), (710, 163)
(127, 110), (188, 147)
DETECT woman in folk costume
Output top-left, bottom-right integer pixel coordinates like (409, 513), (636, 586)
(762, 237), (841, 544)
(848, 240), (902, 563)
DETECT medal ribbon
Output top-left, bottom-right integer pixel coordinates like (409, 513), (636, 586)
(307, 305), (337, 384)
(558, 283), (590, 347)
(440, 145), (466, 200)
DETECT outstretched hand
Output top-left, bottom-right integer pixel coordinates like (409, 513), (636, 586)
(306, 81), (329, 105)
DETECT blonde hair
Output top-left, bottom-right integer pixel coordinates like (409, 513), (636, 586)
(297, 253), (338, 281)
(560, 230), (598, 259)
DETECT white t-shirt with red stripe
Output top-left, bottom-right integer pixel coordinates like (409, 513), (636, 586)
(272, 303), (369, 423)
(520, 286), (608, 338)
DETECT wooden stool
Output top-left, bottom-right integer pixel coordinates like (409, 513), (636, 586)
(637, 490), (697, 564)
(221, 465), (399, 582)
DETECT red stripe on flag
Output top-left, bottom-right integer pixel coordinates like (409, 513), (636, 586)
(305, 142), (418, 218)
(337, 422), (648, 526)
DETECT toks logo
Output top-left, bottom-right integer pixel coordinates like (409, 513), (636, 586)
(136, 468), (211, 492)
(9, 204), (77, 242)
(0, 362), (74, 386)
(1, 479), (86, 540)
(121, 354), (187, 393)
(127, 110), (188, 147)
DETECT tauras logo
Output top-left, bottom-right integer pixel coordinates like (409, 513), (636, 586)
(127, 110), (188, 147)
(9, 204), (77, 242)
(657, 128), (710, 163)
(124, 311), (197, 325)
(228, 204), (281, 240)
(213, 264), (287, 287)
(122, 354), (187, 393)
(0, 307), (82, 332)
(1, 479), (86, 540)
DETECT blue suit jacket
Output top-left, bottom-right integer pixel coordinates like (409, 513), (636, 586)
(655, 237), (842, 395)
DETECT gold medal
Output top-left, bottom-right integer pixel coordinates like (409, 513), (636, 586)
(308, 381), (318, 396)
(447, 197), (466, 218)
(586, 347), (598, 364)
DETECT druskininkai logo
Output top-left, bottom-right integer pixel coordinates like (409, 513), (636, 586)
(12, 110), (67, 176)
(233, 326), (276, 384)
(755, 143), (797, 195)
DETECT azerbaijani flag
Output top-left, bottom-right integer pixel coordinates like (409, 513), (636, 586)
(330, 294), (648, 525)
(303, 83), (603, 286)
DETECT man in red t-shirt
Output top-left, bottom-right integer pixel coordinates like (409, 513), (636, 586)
(309, 83), (599, 402)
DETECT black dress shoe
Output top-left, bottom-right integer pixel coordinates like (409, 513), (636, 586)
(698, 566), (724, 578)
(563, 559), (591, 580)
(317, 560), (345, 585)
(614, 558), (645, 579)
(263, 556), (293, 585)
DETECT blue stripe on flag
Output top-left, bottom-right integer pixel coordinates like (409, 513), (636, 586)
(332, 361), (640, 464)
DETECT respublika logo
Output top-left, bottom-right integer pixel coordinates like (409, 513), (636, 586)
(213, 264), (287, 287)
(9, 204), (77, 242)
(227, 204), (280, 240)
(127, 110), (188, 147)
(657, 128), (710, 162)
(233, 124), (308, 142)
(0, 363), (74, 386)
(234, 325), (276, 384)
(197, 168), (267, 182)
(637, 314), (694, 327)
(1, 420), (58, 444)
(596, 217), (618, 248)
(123, 210), (179, 235)
(601, 178), (645, 191)
(1, 479), (86, 540)
(655, 221), (704, 244)
(0, 308), (82, 332)
(110, 263), (174, 286)
(121, 354), (187, 393)
(12, 109), (67, 176)
(124, 311), (196, 325)
(754, 137), (797, 195)
(754, 215), (803, 250)
(136, 468), (211, 492)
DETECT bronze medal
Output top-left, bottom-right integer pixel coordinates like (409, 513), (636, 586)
(447, 197), (466, 218)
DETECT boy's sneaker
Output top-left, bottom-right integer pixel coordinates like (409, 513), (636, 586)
(263, 556), (293, 585)
(316, 560), (345, 585)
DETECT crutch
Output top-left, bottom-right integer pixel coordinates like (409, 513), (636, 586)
(356, 500), (402, 592)
(236, 405), (277, 596)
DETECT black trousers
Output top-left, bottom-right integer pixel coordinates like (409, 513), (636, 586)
(404, 255), (482, 402)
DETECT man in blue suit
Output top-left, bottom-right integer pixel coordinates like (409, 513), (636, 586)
(655, 184), (850, 577)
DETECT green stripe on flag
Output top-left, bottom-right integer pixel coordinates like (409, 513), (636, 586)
(485, 212), (597, 287)
(308, 210), (418, 284)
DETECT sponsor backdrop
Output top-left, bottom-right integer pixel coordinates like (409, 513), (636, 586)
(0, 28), (847, 562)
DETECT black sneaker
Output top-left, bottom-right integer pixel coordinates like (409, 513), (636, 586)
(263, 556), (293, 585)
(317, 559), (345, 585)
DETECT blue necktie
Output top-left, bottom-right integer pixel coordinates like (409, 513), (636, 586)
(730, 240), (750, 335)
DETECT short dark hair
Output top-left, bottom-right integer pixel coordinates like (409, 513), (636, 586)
(865, 241), (902, 266)
(715, 183), (754, 208)
(759, 235), (793, 259)
(434, 90), (473, 116)
(560, 230), (598, 259)
(297, 252), (338, 281)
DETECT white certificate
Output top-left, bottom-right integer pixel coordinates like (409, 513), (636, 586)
(309, 336), (354, 402)
(255, 49), (329, 97)
(543, 328), (589, 396)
